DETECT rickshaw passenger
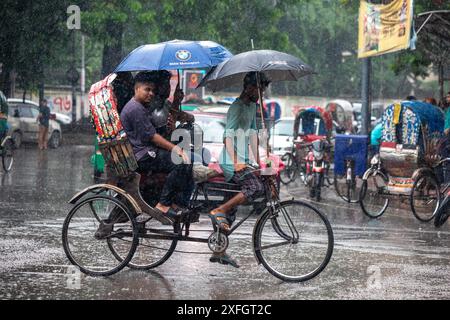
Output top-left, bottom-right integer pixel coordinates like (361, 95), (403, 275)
(208, 72), (270, 268)
(148, 70), (196, 207)
(120, 72), (192, 221)
(148, 70), (194, 138)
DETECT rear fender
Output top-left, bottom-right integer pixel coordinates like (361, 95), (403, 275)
(362, 168), (378, 180)
(68, 184), (142, 214)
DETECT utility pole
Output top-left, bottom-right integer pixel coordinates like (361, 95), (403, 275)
(67, 31), (79, 128)
(81, 34), (86, 120)
(71, 31), (77, 126)
(361, 57), (372, 136)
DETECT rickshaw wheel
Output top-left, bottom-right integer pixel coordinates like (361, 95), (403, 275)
(253, 200), (334, 282)
(280, 152), (298, 185)
(333, 173), (362, 203)
(410, 173), (441, 222)
(107, 216), (178, 270)
(62, 195), (139, 277)
(359, 171), (389, 218)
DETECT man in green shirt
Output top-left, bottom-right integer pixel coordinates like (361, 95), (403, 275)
(209, 72), (270, 268)
(0, 90), (9, 140)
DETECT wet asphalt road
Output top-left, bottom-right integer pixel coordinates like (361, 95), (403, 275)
(0, 143), (449, 300)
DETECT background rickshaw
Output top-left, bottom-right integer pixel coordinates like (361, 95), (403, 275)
(280, 106), (333, 187)
(333, 134), (368, 203)
(325, 99), (356, 134)
(359, 100), (444, 221)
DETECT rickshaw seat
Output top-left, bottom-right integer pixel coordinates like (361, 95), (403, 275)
(379, 142), (419, 177)
(207, 162), (226, 182)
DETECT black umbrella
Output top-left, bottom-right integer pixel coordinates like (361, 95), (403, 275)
(197, 49), (315, 92)
(198, 50), (315, 155)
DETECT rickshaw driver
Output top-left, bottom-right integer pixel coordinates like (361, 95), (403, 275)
(120, 72), (193, 222)
(208, 72), (270, 268)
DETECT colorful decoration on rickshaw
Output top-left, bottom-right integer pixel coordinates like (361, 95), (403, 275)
(88, 73), (138, 177)
(382, 106), (396, 143)
(381, 101), (444, 147)
(89, 74), (125, 143)
(393, 103), (401, 125)
(402, 108), (419, 146)
(380, 101), (445, 178)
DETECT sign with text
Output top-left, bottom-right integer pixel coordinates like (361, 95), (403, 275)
(358, 0), (414, 58)
(48, 95), (72, 114)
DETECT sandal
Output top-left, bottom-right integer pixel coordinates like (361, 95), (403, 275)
(208, 211), (230, 232)
(209, 253), (240, 269)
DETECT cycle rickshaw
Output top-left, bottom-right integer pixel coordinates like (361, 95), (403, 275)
(61, 74), (334, 282)
(280, 106), (333, 187)
(325, 99), (356, 134)
(359, 101), (444, 221)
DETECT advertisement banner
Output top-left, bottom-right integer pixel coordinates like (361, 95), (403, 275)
(358, 0), (414, 58)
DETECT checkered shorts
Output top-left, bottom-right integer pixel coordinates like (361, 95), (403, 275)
(231, 168), (265, 202)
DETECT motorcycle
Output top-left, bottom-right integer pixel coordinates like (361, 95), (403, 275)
(305, 139), (330, 202)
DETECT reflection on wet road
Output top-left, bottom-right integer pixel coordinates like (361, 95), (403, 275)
(0, 145), (449, 299)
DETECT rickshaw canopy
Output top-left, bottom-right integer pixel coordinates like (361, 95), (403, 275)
(293, 106), (333, 140)
(381, 100), (444, 146)
(325, 99), (354, 133)
(380, 100), (444, 178)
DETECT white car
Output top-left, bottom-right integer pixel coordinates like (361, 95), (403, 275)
(7, 99), (62, 148)
(53, 112), (72, 125)
(269, 117), (295, 156)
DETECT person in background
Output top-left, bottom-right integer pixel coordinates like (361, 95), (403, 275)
(0, 90), (8, 141)
(424, 97), (437, 106)
(442, 92), (450, 135)
(370, 122), (382, 157)
(37, 99), (50, 150)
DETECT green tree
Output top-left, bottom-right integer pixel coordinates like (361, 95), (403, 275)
(0, 0), (71, 97)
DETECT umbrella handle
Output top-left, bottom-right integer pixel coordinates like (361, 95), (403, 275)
(256, 72), (269, 158)
(175, 69), (181, 111)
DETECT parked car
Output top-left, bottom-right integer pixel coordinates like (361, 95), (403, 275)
(53, 112), (72, 125)
(7, 99), (62, 148)
(269, 117), (295, 156)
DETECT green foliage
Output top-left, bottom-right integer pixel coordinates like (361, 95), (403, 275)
(0, 0), (72, 94)
(1, 0), (448, 99)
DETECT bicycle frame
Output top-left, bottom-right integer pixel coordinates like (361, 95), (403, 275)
(102, 172), (299, 264)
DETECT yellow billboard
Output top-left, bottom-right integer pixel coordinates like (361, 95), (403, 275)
(358, 0), (414, 58)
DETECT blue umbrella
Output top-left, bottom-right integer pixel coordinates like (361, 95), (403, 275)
(114, 39), (233, 72)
